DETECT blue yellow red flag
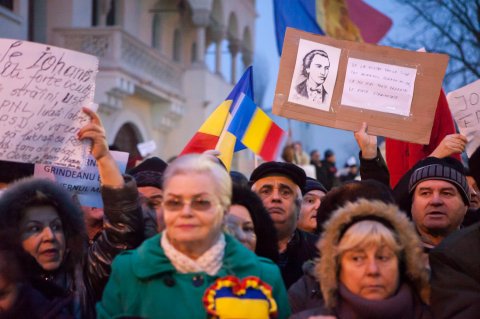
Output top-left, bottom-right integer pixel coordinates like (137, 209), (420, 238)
(180, 67), (285, 170)
(274, 0), (392, 54)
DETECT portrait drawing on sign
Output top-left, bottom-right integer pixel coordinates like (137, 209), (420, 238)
(288, 39), (341, 111)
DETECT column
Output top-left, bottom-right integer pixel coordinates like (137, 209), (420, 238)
(228, 38), (240, 84)
(190, 8), (211, 66)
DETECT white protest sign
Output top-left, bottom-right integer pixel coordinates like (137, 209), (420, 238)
(0, 39), (98, 169)
(447, 79), (480, 157)
(34, 150), (129, 208)
(137, 140), (157, 157)
(341, 58), (417, 116)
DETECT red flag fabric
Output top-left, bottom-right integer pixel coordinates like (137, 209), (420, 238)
(386, 90), (461, 188)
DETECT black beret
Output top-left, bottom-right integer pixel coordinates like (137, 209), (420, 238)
(249, 161), (306, 189)
(129, 157), (168, 188)
(302, 177), (327, 196)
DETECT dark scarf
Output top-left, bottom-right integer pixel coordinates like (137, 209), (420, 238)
(336, 283), (431, 319)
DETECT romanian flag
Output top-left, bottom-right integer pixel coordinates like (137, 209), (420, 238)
(180, 67), (285, 170)
(274, 0), (392, 54)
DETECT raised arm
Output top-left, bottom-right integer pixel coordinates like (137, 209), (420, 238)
(354, 122), (390, 186)
(429, 133), (467, 159)
(77, 107), (143, 301)
(77, 107), (123, 188)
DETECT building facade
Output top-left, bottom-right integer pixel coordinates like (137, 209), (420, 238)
(0, 0), (256, 170)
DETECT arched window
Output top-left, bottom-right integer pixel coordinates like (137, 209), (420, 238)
(113, 122), (143, 162)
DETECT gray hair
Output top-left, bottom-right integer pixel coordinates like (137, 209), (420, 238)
(162, 154), (231, 211)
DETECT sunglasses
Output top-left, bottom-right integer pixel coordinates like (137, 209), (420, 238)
(162, 197), (217, 212)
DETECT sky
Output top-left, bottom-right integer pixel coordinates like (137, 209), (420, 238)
(252, 0), (413, 166)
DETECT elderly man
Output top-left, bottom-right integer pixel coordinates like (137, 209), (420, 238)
(408, 157), (470, 251)
(250, 162), (317, 288)
(298, 177), (327, 234)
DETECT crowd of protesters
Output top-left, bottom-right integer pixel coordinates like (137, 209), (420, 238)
(0, 107), (478, 319)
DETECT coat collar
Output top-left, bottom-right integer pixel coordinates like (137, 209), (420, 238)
(132, 233), (261, 279)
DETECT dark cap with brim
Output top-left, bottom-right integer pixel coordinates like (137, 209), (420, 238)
(249, 161), (307, 190)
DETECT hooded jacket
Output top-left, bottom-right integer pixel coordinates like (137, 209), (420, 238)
(0, 176), (143, 318)
(290, 199), (431, 318)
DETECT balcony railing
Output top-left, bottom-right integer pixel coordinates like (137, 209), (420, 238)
(52, 27), (183, 96)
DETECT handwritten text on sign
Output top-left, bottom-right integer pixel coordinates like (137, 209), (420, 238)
(341, 58), (417, 116)
(0, 39), (98, 169)
(34, 151), (129, 208)
(447, 79), (480, 157)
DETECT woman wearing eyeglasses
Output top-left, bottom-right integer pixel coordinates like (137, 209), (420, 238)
(97, 154), (290, 319)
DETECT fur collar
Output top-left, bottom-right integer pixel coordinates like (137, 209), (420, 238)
(315, 199), (429, 309)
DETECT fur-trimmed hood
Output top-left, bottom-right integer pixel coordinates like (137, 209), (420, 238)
(315, 199), (429, 309)
(0, 177), (87, 273)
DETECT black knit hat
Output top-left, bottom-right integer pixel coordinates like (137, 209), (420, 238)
(249, 161), (307, 189)
(129, 157), (168, 188)
(302, 177), (327, 196)
(408, 157), (470, 205)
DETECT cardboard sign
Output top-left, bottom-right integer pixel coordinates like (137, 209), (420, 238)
(0, 39), (98, 168)
(447, 79), (480, 157)
(273, 28), (449, 144)
(34, 150), (129, 208)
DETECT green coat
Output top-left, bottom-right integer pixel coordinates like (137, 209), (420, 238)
(97, 233), (291, 319)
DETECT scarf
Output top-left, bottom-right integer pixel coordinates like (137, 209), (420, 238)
(161, 232), (225, 276)
(336, 283), (430, 319)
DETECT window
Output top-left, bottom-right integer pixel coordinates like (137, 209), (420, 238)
(152, 14), (161, 50)
(173, 28), (182, 62)
(0, 0), (13, 10)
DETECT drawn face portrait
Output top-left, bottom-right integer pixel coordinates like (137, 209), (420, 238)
(288, 39), (341, 111)
(307, 54), (330, 86)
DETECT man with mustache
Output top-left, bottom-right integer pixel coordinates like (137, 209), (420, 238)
(408, 157), (470, 253)
(296, 49), (330, 104)
(250, 162), (317, 288)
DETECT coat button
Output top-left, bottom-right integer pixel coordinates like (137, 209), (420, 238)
(163, 275), (175, 287)
(192, 275), (204, 287)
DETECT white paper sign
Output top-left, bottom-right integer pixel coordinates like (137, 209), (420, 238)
(447, 79), (480, 157)
(341, 58), (417, 116)
(34, 150), (129, 208)
(0, 39), (98, 169)
(137, 140), (157, 157)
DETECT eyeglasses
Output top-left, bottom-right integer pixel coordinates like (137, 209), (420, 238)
(162, 197), (217, 212)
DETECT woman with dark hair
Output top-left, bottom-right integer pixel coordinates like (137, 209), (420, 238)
(0, 230), (71, 318)
(0, 108), (143, 318)
(226, 184), (279, 263)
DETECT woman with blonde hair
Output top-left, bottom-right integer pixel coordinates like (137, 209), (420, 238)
(291, 199), (431, 318)
(98, 154), (290, 319)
